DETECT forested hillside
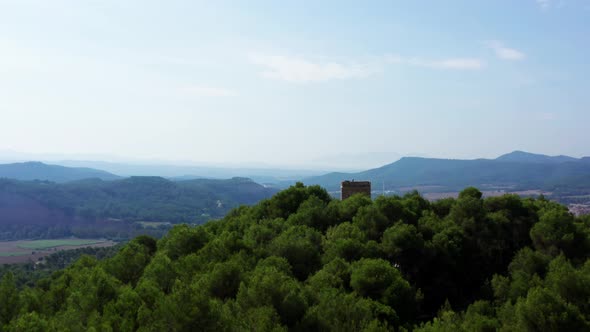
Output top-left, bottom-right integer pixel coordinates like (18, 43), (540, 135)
(0, 177), (276, 240)
(1, 183), (589, 331)
(0, 244), (121, 288)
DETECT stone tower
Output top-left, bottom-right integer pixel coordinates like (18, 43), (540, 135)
(341, 180), (371, 200)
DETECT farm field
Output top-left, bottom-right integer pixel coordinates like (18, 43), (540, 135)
(16, 239), (105, 250)
(136, 221), (171, 228)
(0, 238), (116, 264)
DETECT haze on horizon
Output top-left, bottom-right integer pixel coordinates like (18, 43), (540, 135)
(1, 0), (589, 169)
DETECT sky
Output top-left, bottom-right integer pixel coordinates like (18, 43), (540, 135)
(1, 0), (589, 169)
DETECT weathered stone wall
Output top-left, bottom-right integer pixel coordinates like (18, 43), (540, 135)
(341, 181), (371, 200)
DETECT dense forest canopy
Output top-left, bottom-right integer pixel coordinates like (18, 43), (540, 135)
(1, 183), (589, 331)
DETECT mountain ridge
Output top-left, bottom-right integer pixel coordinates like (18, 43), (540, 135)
(495, 150), (579, 163)
(0, 161), (121, 182)
(303, 151), (590, 192)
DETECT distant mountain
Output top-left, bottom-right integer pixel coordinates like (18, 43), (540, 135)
(51, 160), (325, 184)
(303, 152), (590, 193)
(0, 162), (120, 182)
(495, 151), (578, 163)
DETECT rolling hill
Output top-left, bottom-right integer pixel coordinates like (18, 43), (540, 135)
(495, 150), (579, 163)
(0, 162), (121, 182)
(0, 176), (277, 240)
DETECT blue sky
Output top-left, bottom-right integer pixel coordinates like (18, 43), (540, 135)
(1, 0), (589, 169)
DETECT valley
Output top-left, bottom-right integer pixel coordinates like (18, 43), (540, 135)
(2, 150), (590, 244)
(2, 3), (589, 330)
(0, 238), (116, 264)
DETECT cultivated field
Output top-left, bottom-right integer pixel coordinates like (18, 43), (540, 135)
(136, 221), (171, 228)
(0, 238), (116, 264)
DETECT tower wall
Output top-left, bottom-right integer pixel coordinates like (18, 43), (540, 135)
(341, 180), (371, 200)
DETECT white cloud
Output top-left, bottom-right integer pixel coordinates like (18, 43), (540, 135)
(249, 54), (373, 83)
(484, 40), (526, 61)
(536, 0), (571, 10)
(415, 58), (484, 70)
(386, 55), (485, 70)
(249, 53), (485, 83)
(536, 0), (551, 9)
(183, 86), (237, 97)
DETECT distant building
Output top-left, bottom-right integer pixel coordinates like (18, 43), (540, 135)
(341, 180), (371, 200)
(569, 204), (590, 216)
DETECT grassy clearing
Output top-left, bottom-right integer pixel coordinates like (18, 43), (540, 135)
(136, 221), (171, 228)
(17, 239), (105, 250)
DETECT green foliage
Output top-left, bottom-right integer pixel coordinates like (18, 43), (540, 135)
(2, 183), (590, 331)
(237, 257), (308, 326)
(350, 258), (401, 300)
(323, 222), (366, 262)
(514, 287), (589, 331)
(0, 272), (19, 327)
(301, 289), (396, 331)
(530, 209), (579, 256)
(350, 258), (416, 323)
(381, 223), (424, 260)
(105, 237), (156, 285)
(269, 226), (323, 280)
(158, 224), (209, 260)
